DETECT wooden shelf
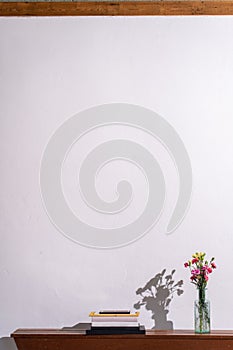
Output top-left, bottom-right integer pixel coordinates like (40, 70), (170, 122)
(2, 1), (233, 17)
(11, 328), (233, 350)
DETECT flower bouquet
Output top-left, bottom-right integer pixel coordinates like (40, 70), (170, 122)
(184, 252), (216, 333)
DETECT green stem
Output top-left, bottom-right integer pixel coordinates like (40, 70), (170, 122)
(199, 287), (205, 302)
(197, 288), (210, 333)
(198, 288), (205, 332)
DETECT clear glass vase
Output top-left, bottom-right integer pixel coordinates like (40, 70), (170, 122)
(194, 288), (210, 333)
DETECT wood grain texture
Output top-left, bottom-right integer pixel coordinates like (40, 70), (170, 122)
(1, 1), (233, 16)
(11, 329), (233, 350)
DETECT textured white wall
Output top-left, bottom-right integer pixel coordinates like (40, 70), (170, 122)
(1, 16), (233, 338)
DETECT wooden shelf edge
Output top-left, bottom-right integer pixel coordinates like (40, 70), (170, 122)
(1, 1), (233, 17)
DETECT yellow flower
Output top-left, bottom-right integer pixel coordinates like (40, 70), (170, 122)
(191, 252), (206, 261)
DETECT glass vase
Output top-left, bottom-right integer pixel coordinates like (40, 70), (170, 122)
(194, 288), (210, 333)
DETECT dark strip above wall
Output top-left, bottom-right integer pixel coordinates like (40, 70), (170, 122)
(1, 1), (233, 16)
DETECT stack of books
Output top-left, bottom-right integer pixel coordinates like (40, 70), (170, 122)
(88, 310), (145, 335)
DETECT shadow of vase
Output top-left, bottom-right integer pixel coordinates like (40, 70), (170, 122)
(134, 268), (184, 330)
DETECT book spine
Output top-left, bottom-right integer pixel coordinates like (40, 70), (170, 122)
(99, 310), (130, 314)
(89, 311), (139, 317)
(86, 326), (145, 335)
(91, 322), (139, 327)
(91, 317), (138, 322)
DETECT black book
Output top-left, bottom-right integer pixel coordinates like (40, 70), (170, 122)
(99, 310), (130, 314)
(87, 325), (145, 335)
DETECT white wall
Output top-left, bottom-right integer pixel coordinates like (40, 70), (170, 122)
(1, 16), (233, 337)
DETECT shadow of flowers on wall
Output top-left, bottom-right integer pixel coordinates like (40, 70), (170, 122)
(134, 269), (184, 330)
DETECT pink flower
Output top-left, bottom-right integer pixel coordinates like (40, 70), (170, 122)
(184, 253), (216, 288)
(211, 262), (217, 269)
